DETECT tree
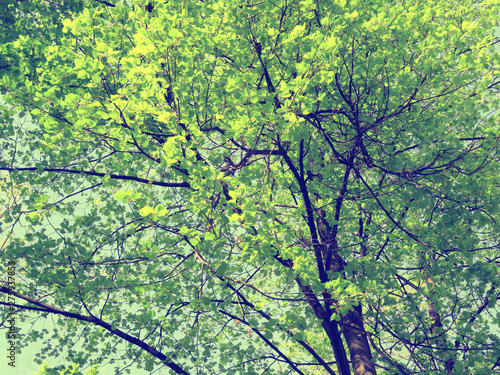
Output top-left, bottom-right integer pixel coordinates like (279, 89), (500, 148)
(1, 0), (500, 374)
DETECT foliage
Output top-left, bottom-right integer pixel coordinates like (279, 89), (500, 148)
(1, 0), (500, 374)
(34, 362), (99, 375)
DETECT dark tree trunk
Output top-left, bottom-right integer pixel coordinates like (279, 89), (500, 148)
(322, 318), (351, 375)
(341, 305), (377, 375)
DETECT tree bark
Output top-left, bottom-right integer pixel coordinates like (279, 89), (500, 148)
(322, 318), (351, 375)
(341, 304), (377, 375)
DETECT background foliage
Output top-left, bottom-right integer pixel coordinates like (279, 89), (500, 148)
(1, 0), (500, 374)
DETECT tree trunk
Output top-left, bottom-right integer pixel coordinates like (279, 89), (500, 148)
(341, 304), (377, 375)
(322, 318), (351, 375)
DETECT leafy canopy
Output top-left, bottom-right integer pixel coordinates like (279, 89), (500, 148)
(1, 0), (500, 374)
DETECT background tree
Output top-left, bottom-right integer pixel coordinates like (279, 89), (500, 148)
(1, 0), (500, 374)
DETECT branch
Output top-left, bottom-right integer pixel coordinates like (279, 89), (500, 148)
(280, 147), (328, 283)
(0, 285), (189, 374)
(251, 36), (281, 108)
(218, 310), (307, 375)
(368, 334), (409, 375)
(0, 167), (191, 188)
(193, 244), (334, 373)
(93, 0), (115, 6)
(356, 170), (428, 246)
(468, 287), (495, 324)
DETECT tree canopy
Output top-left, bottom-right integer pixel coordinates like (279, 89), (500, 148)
(1, 0), (500, 374)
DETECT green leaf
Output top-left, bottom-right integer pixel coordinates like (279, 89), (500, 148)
(139, 206), (155, 217)
(157, 206), (168, 217)
(77, 70), (88, 80)
(215, 262), (229, 277)
(114, 190), (128, 201)
(330, 313), (341, 322)
(168, 29), (182, 38)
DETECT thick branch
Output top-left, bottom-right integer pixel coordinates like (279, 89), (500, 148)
(0, 167), (190, 188)
(0, 285), (188, 374)
(280, 148), (327, 283)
